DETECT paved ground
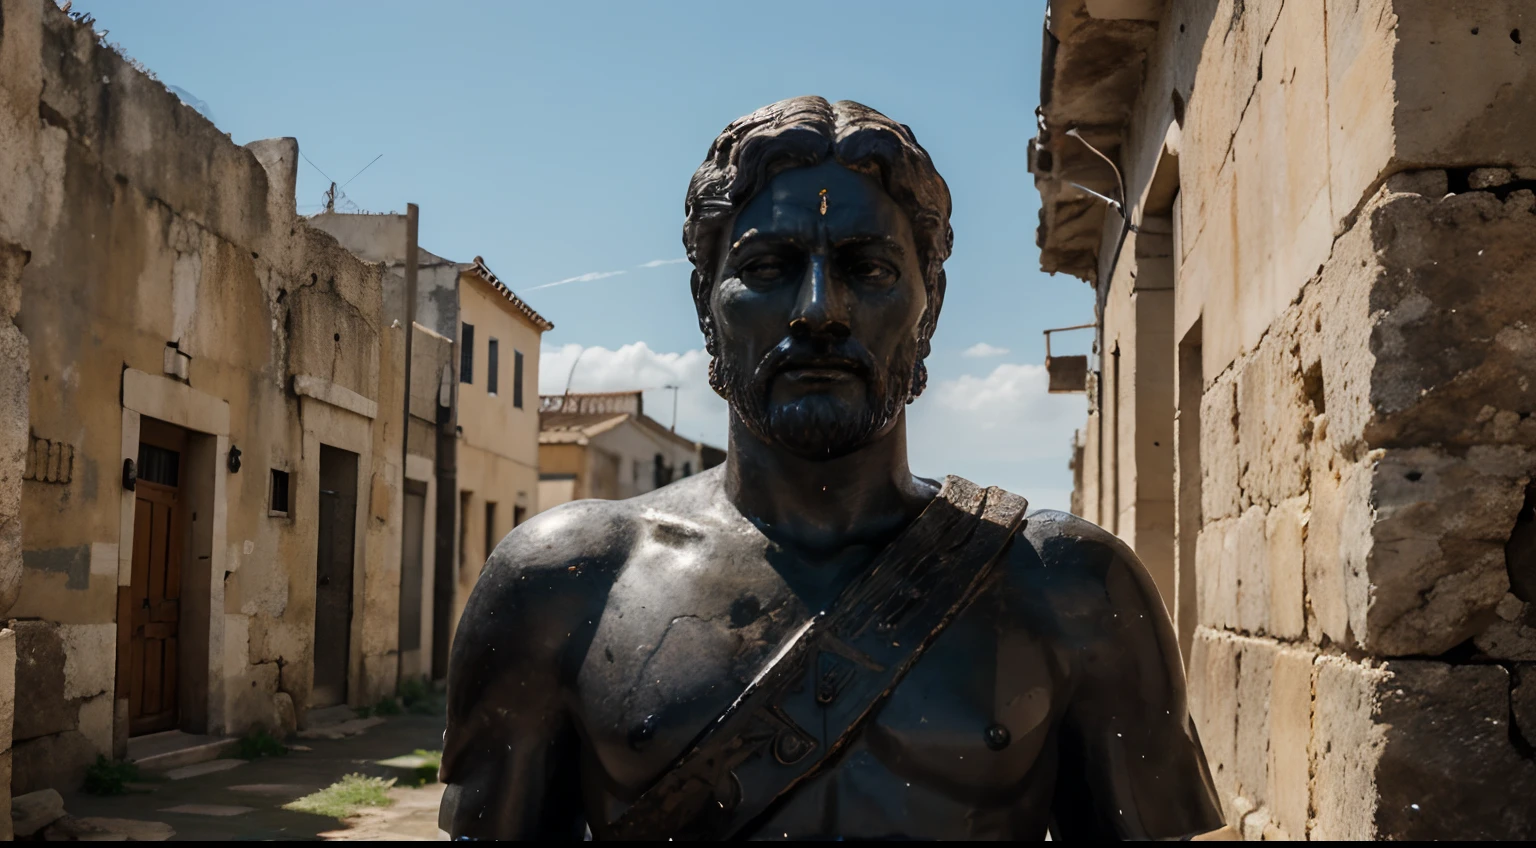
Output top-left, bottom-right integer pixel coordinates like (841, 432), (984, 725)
(56, 714), (448, 841)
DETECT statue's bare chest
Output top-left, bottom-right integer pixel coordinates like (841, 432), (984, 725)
(571, 527), (1065, 838)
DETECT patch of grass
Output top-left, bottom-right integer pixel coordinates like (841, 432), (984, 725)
(399, 676), (444, 716)
(282, 773), (396, 819)
(357, 695), (402, 719)
(82, 755), (141, 796)
(410, 749), (441, 785)
(235, 728), (289, 760)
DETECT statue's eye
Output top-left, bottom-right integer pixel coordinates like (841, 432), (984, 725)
(848, 260), (896, 286)
(741, 258), (787, 281)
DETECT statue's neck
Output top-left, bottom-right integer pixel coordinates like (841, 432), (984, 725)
(723, 410), (934, 557)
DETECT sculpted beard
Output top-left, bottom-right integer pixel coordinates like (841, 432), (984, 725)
(713, 339), (922, 459)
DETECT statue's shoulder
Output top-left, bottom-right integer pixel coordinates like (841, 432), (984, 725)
(1013, 508), (1137, 569)
(996, 507), (1163, 619)
(469, 468), (728, 605)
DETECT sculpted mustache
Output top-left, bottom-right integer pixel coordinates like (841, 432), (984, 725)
(750, 342), (876, 383)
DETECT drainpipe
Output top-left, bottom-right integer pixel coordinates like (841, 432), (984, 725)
(431, 274), (461, 681)
(397, 204), (418, 685)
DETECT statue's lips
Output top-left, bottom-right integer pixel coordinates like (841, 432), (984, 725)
(774, 359), (865, 385)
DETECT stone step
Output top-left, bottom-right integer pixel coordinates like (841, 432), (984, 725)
(127, 730), (239, 773)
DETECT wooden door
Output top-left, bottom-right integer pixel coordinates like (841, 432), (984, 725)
(312, 445), (358, 708)
(128, 481), (181, 735)
(398, 484), (427, 654)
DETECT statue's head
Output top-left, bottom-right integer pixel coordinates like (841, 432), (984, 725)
(684, 96), (953, 460)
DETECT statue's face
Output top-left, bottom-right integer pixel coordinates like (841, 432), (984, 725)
(710, 160), (927, 459)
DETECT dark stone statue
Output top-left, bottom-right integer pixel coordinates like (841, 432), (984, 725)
(439, 96), (1228, 841)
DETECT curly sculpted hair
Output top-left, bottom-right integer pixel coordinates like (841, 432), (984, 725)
(681, 96), (954, 398)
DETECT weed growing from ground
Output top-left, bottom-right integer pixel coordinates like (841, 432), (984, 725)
(399, 675), (444, 715)
(357, 696), (403, 719)
(235, 728), (289, 760)
(282, 774), (396, 818)
(82, 756), (141, 796)
(409, 749), (442, 785)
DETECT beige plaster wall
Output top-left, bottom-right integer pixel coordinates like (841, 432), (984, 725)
(452, 442), (538, 631)
(0, 0), (403, 793)
(458, 274), (543, 472)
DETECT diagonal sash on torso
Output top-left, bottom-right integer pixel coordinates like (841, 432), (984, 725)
(607, 476), (1029, 841)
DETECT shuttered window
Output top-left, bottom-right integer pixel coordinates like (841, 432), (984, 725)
(513, 350), (525, 409)
(488, 338), (500, 395)
(460, 323), (475, 384)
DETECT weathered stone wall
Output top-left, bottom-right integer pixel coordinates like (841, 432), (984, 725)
(1190, 177), (1536, 840)
(1040, 0), (1536, 839)
(0, 0), (406, 794)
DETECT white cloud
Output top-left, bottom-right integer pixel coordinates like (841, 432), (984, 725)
(961, 342), (1011, 358)
(537, 347), (1086, 512)
(637, 257), (689, 269)
(907, 363), (1086, 511)
(524, 269), (627, 292)
(539, 343), (728, 447)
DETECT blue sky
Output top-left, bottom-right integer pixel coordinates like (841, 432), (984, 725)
(79, 0), (1093, 509)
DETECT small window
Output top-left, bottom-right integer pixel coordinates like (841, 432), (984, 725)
(137, 443), (180, 487)
(513, 350), (525, 409)
(460, 323), (475, 384)
(269, 469), (291, 515)
(484, 501), (498, 562)
(682, 462), (692, 478)
(487, 338), (500, 395)
(513, 504), (527, 528)
(458, 490), (473, 571)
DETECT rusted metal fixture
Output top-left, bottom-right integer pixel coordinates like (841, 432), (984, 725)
(1043, 323), (1094, 393)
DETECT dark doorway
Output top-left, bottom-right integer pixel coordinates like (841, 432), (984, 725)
(313, 445), (359, 707)
(398, 481), (428, 655)
(124, 419), (188, 735)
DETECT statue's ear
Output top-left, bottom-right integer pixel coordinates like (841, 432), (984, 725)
(690, 269), (718, 356)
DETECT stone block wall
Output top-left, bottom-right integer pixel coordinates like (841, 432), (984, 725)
(0, 0), (408, 794)
(1187, 175), (1536, 840)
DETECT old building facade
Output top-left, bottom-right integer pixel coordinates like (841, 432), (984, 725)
(305, 213), (461, 684)
(452, 259), (550, 636)
(537, 391), (708, 511)
(0, 0), (429, 798)
(1032, 0), (1535, 839)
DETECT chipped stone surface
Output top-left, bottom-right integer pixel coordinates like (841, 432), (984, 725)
(1267, 647), (1313, 840)
(1373, 662), (1536, 839)
(11, 730), (95, 795)
(72, 817), (174, 841)
(1265, 496), (1308, 639)
(11, 620), (76, 742)
(10, 788), (65, 838)
(1514, 665), (1536, 748)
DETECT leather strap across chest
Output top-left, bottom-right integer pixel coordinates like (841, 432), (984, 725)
(607, 476), (1029, 841)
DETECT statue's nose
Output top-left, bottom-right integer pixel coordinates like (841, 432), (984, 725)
(788, 255), (849, 339)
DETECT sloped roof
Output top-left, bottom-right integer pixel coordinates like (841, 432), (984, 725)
(463, 255), (554, 331)
(538, 412), (632, 445)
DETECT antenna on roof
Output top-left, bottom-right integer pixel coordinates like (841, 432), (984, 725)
(662, 385), (680, 432)
(562, 348), (589, 400)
